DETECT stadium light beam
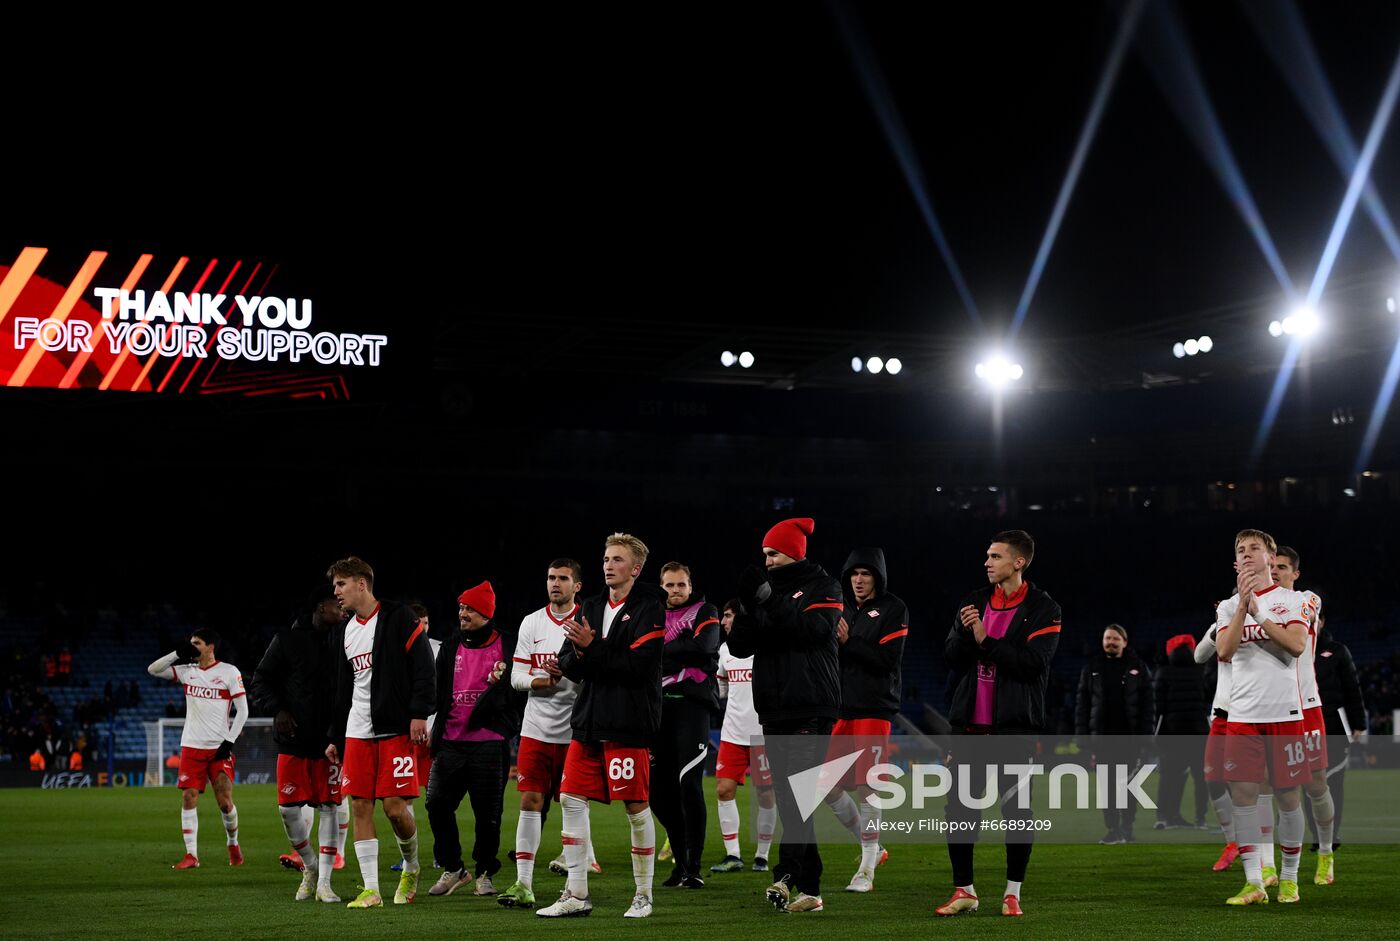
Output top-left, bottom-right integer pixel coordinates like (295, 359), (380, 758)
(1305, 47), (1400, 306)
(1355, 335), (1400, 477)
(1249, 339), (1303, 467)
(1009, 0), (1144, 340)
(829, 0), (982, 328)
(1139, 1), (1295, 296)
(1242, 0), (1400, 263)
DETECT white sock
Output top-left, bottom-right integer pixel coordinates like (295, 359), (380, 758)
(1258, 793), (1275, 870)
(355, 839), (379, 893)
(1005, 880), (1022, 899)
(858, 799), (882, 871)
(337, 801), (349, 853)
(960, 883), (976, 897)
(302, 804), (314, 832)
(1232, 802), (1262, 887)
(718, 798), (741, 857)
(280, 805), (315, 871)
(1212, 791), (1235, 842)
(181, 807), (198, 856)
(221, 805), (239, 846)
(516, 810), (542, 888)
(318, 804), (339, 888)
(1278, 806), (1304, 881)
(1311, 789), (1335, 855)
(756, 804), (776, 860)
(405, 802), (415, 821)
(628, 808), (656, 895)
(396, 831), (420, 874)
(828, 791), (863, 840)
(561, 795), (590, 897)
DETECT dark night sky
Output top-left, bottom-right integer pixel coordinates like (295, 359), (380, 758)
(9, 2), (1400, 346)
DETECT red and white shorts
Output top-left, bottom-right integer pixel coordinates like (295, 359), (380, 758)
(715, 739), (773, 786)
(824, 717), (892, 790)
(560, 740), (650, 803)
(276, 754), (342, 806)
(1302, 706), (1328, 773)
(1204, 715), (1229, 783)
(414, 742), (433, 789)
(176, 747), (235, 792)
(1224, 719), (1308, 789)
(341, 735), (418, 800)
(516, 736), (571, 799)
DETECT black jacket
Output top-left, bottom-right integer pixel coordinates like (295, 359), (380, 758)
(661, 598), (722, 711)
(249, 615), (342, 757)
(429, 623), (526, 752)
(838, 548), (908, 720)
(329, 599), (436, 750)
(1076, 649), (1154, 736)
(558, 582), (666, 747)
(727, 558), (843, 726)
(944, 581), (1061, 733)
(1315, 629), (1367, 737)
(1154, 646), (1209, 735)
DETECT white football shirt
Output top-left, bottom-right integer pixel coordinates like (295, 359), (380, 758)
(1295, 589), (1323, 711)
(601, 595), (626, 638)
(1214, 585), (1309, 723)
(718, 643), (760, 745)
(512, 604), (581, 745)
(172, 661), (245, 749)
(344, 606), (381, 740)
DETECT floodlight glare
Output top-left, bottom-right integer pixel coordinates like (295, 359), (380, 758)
(1268, 320), (1284, 337)
(1173, 342), (1186, 358)
(866, 356), (884, 374)
(1389, 296), (1397, 314)
(1009, 364), (1024, 380)
(975, 354), (1022, 387)
(974, 362), (987, 379)
(739, 351), (755, 368)
(886, 357), (903, 375)
(1198, 335), (1213, 352)
(1284, 305), (1321, 337)
(851, 356), (863, 373)
(721, 350), (736, 367)
(1184, 339), (1200, 356)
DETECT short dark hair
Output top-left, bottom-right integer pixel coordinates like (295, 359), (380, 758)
(1104, 623), (1128, 640)
(660, 562), (692, 580)
(991, 530), (1035, 568)
(191, 627), (221, 650)
(1276, 546), (1300, 569)
(723, 598), (742, 616)
(327, 556), (374, 590)
(408, 602), (429, 620)
(549, 558), (583, 582)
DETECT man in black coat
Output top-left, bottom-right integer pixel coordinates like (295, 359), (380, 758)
(250, 585), (346, 902)
(728, 517), (842, 915)
(1305, 615), (1368, 850)
(939, 530), (1061, 919)
(1152, 634), (1209, 829)
(1075, 623), (1154, 844)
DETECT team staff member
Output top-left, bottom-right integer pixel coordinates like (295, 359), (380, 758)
(250, 585), (346, 902)
(653, 562), (722, 889)
(426, 581), (525, 898)
(325, 556), (436, 909)
(537, 533), (666, 919)
(823, 547), (907, 893)
(728, 517), (843, 915)
(1307, 613), (1367, 852)
(1075, 624), (1154, 844)
(939, 530), (1061, 918)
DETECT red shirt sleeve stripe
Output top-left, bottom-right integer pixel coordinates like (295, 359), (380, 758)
(693, 618), (720, 633)
(630, 629), (666, 649)
(879, 628), (909, 645)
(1027, 625), (1061, 641)
(404, 623), (425, 652)
(803, 602), (844, 612)
(513, 657), (532, 664)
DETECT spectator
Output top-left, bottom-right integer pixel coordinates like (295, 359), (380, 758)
(1076, 623), (1153, 844)
(1153, 634), (1209, 829)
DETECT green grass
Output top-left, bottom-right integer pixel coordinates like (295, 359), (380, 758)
(0, 783), (1394, 940)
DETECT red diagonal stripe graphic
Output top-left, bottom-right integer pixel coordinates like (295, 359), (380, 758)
(59, 253), (153, 389)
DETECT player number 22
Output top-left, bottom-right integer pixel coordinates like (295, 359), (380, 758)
(609, 757), (635, 781)
(392, 756), (415, 779)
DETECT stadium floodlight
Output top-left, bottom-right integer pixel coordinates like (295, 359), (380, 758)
(1280, 304), (1321, 338)
(1389, 296), (1397, 314)
(1268, 319), (1284, 337)
(721, 350), (736, 367)
(866, 356), (885, 375)
(1198, 335), (1213, 352)
(1173, 342), (1186, 358)
(886, 357), (903, 375)
(851, 356), (863, 373)
(975, 354), (1023, 387)
(1184, 338), (1200, 356)
(738, 351), (755, 368)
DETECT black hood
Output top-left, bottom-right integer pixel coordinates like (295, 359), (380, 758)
(842, 547), (888, 598)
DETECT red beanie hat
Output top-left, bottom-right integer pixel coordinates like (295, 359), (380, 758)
(763, 517), (814, 561)
(1165, 633), (1195, 657)
(457, 581), (496, 619)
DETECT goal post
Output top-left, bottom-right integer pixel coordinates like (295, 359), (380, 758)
(144, 718), (278, 786)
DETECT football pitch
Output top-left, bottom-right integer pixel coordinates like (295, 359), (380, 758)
(2, 781), (1395, 940)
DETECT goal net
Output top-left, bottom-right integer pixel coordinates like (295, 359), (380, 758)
(144, 718), (278, 786)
